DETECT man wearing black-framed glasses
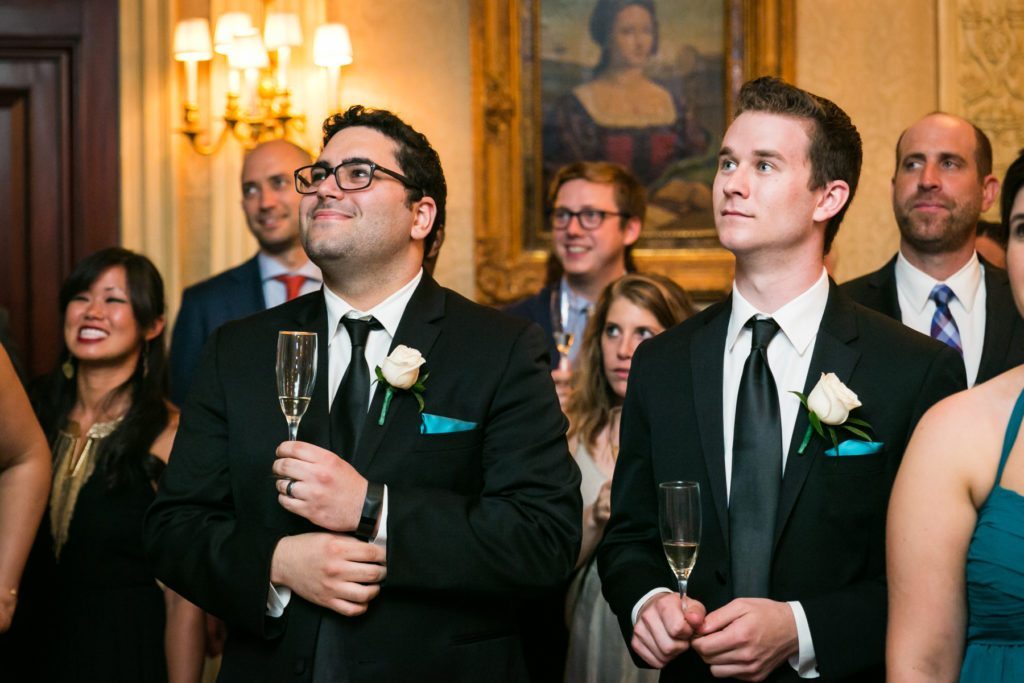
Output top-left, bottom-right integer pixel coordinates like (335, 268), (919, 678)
(507, 160), (643, 378)
(147, 105), (582, 683)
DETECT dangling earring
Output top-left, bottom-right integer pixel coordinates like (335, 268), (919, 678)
(141, 340), (150, 379)
(62, 355), (75, 380)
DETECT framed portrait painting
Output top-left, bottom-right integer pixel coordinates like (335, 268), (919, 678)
(471, 0), (795, 303)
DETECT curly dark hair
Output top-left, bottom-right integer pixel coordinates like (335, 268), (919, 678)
(320, 105), (447, 258)
(31, 247), (168, 489)
(1001, 149), (1024, 232)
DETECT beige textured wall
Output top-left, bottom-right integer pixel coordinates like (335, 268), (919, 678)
(796, 0), (939, 283)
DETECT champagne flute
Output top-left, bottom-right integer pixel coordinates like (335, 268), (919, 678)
(659, 481), (701, 608)
(550, 287), (575, 369)
(276, 331), (317, 441)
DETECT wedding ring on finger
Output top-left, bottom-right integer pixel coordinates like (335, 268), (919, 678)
(285, 478), (296, 498)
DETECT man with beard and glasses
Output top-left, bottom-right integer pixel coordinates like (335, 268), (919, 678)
(169, 139), (321, 406)
(843, 113), (1024, 386)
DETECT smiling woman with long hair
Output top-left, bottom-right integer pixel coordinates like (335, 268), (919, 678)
(19, 248), (204, 682)
(564, 272), (694, 682)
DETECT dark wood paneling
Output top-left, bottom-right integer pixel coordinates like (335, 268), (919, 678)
(0, 0), (119, 378)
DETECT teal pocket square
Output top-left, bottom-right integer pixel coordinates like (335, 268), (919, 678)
(824, 440), (884, 457)
(420, 413), (478, 434)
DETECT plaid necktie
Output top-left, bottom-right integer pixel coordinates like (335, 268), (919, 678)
(929, 284), (963, 356)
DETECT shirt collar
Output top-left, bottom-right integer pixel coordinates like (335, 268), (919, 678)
(895, 250), (982, 314)
(257, 252), (323, 283)
(559, 277), (595, 313)
(324, 269), (424, 343)
(726, 268), (830, 357)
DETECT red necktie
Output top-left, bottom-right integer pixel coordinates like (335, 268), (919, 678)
(274, 274), (306, 301)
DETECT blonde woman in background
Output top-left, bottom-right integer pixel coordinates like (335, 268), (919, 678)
(564, 273), (695, 682)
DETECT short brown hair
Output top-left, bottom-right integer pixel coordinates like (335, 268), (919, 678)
(894, 112), (994, 179)
(547, 161), (646, 276)
(735, 77), (862, 254)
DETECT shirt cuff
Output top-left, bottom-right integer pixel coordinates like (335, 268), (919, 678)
(266, 583), (291, 617)
(787, 601), (819, 678)
(631, 587), (675, 626)
(370, 485), (389, 548)
(264, 485), (388, 617)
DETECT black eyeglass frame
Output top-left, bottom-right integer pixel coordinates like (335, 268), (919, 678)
(548, 208), (631, 231)
(294, 160), (421, 195)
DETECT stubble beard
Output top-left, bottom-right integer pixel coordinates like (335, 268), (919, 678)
(895, 197), (979, 256)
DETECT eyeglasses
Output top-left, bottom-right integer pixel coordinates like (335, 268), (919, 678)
(549, 208), (629, 231)
(294, 160), (420, 195)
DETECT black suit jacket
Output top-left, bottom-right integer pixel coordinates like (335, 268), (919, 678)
(598, 284), (966, 682)
(841, 254), (1024, 384)
(504, 287), (559, 370)
(145, 275), (583, 682)
(169, 255), (266, 406)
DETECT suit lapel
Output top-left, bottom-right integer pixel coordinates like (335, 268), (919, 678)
(774, 285), (860, 547)
(692, 299), (731, 550)
(872, 256), (902, 319)
(352, 276), (445, 471)
(978, 262), (1013, 383)
(233, 254), (268, 312)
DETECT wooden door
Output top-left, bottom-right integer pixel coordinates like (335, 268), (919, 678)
(0, 0), (119, 379)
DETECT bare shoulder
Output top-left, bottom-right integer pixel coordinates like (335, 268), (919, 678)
(150, 403), (181, 464)
(905, 368), (1024, 498)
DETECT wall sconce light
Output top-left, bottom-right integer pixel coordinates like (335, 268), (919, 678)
(173, 8), (354, 156)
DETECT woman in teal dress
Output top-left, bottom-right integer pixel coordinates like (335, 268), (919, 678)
(887, 150), (1024, 681)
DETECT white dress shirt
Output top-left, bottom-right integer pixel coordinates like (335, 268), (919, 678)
(267, 269), (423, 616)
(631, 268), (830, 679)
(258, 252), (323, 308)
(895, 251), (985, 386)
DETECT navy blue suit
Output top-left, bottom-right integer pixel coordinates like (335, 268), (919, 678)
(504, 287), (558, 370)
(170, 255), (265, 406)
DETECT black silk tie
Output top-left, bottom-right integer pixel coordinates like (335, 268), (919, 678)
(332, 316), (381, 460)
(729, 316), (782, 598)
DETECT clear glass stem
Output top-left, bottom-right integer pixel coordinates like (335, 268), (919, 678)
(677, 577), (688, 610)
(287, 418), (301, 441)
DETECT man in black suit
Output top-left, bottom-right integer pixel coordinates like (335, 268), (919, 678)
(598, 77), (966, 682)
(169, 139), (321, 406)
(145, 106), (582, 682)
(842, 112), (1024, 386)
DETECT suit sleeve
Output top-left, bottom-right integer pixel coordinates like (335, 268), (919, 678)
(801, 344), (966, 679)
(169, 288), (209, 407)
(597, 342), (678, 648)
(382, 323), (582, 593)
(145, 326), (285, 639)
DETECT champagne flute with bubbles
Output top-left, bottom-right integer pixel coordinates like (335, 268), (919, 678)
(276, 331), (317, 441)
(659, 481), (701, 608)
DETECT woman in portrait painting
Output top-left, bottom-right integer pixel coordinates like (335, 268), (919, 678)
(544, 0), (709, 188)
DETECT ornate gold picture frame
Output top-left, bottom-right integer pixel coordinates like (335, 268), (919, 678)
(471, 0), (795, 304)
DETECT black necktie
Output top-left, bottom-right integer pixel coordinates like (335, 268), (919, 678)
(729, 316), (782, 598)
(332, 316), (381, 459)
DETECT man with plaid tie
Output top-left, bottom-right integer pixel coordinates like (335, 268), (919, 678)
(169, 139), (323, 406)
(843, 113), (1024, 386)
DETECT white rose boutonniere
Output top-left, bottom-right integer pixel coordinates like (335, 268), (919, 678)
(791, 372), (873, 454)
(375, 345), (428, 425)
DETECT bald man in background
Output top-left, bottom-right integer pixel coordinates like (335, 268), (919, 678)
(170, 139), (322, 405)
